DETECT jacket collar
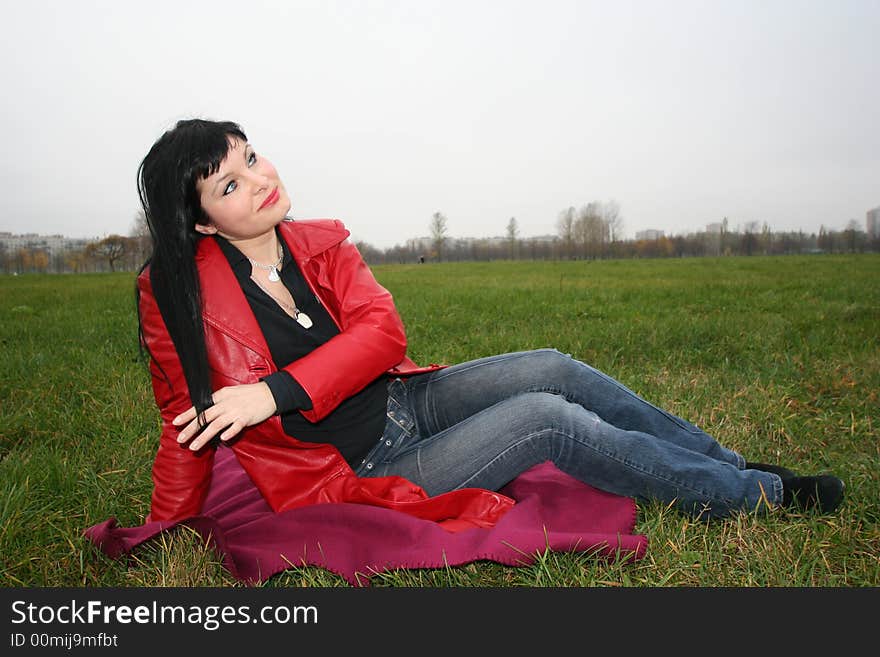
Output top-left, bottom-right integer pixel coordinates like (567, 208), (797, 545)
(193, 219), (350, 361)
(276, 218), (350, 259)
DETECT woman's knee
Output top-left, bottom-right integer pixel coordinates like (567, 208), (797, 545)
(524, 348), (598, 391)
(522, 348), (577, 376)
(529, 347), (570, 361)
(513, 391), (573, 427)
(506, 391), (589, 464)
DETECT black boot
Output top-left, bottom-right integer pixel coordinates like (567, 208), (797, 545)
(746, 462), (797, 479)
(781, 475), (845, 513)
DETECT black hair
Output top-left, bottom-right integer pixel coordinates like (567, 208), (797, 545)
(135, 118), (247, 422)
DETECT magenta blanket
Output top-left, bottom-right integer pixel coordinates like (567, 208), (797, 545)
(85, 447), (647, 585)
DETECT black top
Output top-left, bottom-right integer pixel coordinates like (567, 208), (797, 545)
(213, 231), (388, 467)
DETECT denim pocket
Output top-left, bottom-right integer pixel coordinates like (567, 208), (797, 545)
(382, 385), (416, 456)
(356, 379), (417, 475)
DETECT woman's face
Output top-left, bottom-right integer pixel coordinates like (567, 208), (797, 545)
(194, 137), (291, 240)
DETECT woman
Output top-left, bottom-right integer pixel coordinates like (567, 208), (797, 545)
(136, 118), (843, 528)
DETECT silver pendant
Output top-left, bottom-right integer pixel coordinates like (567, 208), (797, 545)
(268, 267), (280, 282)
(295, 311), (313, 329)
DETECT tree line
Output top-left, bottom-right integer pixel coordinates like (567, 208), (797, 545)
(357, 205), (879, 265)
(0, 213), (152, 275)
(1, 234), (152, 274)
(2, 207), (877, 274)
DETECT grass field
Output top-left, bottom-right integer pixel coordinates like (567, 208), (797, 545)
(1, 254), (878, 587)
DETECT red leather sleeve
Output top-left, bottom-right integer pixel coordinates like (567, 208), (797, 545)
(138, 271), (215, 521)
(282, 232), (407, 421)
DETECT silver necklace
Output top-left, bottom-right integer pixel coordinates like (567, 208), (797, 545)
(247, 249), (283, 282)
(250, 275), (313, 329)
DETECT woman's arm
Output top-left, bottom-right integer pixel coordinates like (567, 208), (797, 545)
(282, 232), (407, 422)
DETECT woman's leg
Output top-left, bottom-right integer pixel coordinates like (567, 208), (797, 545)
(406, 348), (745, 468)
(359, 387), (781, 519)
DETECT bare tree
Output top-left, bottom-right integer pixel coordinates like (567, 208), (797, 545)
(506, 216), (518, 258)
(131, 209), (149, 236)
(720, 216), (731, 255)
(575, 202), (607, 259)
(602, 200), (624, 243)
(129, 210), (152, 266)
(817, 225), (833, 252)
(86, 235), (132, 272)
(556, 206), (575, 258)
(843, 219), (862, 253)
(760, 221), (772, 254)
(354, 240), (384, 265)
(740, 221), (760, 256)
(429, 211), (448, 261)
(64, 249), (87, 273)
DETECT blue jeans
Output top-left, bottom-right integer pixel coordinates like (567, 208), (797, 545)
(355, 349), (783, 519)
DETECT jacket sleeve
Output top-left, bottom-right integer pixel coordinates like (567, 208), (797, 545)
(138, 272), (215, 521)
(281, 232), (407, 422)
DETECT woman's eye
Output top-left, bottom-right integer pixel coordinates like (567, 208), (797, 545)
(223, 180), (237, 195)
(247, 152), (257, 166)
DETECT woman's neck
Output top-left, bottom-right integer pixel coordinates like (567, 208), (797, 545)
(227, 229), (281, 265)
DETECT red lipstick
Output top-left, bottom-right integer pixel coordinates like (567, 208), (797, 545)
(259, 187), (280, 210)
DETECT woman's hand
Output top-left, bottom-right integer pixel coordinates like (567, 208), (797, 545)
(172, 382), (277, 451)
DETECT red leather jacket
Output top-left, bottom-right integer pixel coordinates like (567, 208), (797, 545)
(138, 219), (514, 531)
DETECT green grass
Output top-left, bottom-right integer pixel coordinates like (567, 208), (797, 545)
(1, 255), (878, 587)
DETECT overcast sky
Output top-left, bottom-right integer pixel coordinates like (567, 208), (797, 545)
(1, 0), (877, 249)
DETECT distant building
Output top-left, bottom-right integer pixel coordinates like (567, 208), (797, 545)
(460, 236), (508, 247)
(705, 223), (723, 234)
(525, 234), (559, 244)
(0, 231), (93, 255)
(635, 229), (664, 240)
(867, 207), (880, 238)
